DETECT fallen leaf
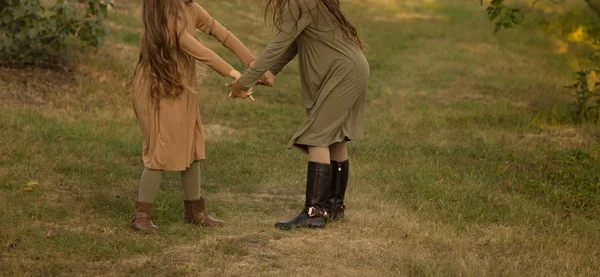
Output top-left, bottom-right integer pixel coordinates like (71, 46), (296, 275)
(23, 180), (38, 192)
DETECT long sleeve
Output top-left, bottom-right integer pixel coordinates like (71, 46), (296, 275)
(179, 31), (232, 76)
(193, 3), (255, 66)
(237, 0), (314, 90)
(269, 40), (298, 75)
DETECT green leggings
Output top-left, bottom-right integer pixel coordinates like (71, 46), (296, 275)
(137, 161), (202, 203)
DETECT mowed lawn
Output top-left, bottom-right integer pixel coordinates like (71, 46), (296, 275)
(1, 0), (600, 276)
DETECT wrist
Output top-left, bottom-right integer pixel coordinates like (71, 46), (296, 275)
(229, 69), (241, 79)
(237, 79), (250, 91)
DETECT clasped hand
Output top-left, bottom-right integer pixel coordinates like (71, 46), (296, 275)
(257, 71), (275, 87)
(226, 80), (255, 101)
(226, 71), (275, 102)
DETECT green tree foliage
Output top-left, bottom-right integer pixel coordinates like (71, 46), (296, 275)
(480, 0), (525, 33)
(480, 0), (571, 33)
(0, 0), (112, 66)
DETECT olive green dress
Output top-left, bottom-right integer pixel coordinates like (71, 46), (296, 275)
(131, 3), (255, 170)
(237, 0), (369, 150)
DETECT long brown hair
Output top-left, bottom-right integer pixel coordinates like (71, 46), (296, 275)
(132, 0), (193, 100)
(264, 0), (365, 49)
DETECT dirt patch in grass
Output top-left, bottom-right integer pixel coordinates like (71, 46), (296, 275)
(519, 126), (592, 150)
(203, 124), (236, 141)
(0, 66), (77, 109)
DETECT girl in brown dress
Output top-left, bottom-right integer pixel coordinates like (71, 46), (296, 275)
(128, 0), (271, 232)
(229, 0), (369, 230)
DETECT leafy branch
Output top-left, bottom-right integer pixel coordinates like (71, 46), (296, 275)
(0, 0), (113, 66)
(479, 0), (567, 33)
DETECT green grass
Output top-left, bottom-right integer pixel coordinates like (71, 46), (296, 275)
(2, 0), (600, 276)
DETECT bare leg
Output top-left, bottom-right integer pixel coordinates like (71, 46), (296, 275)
(329, 142), (348, 162)
(308, 146), (330, 163)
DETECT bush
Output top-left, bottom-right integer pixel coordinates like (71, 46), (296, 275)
(565, 69), (600, 124)
(0, 0), (112, 66)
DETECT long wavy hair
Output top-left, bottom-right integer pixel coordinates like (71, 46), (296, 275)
(131, 0), (194, 100)
(264, 0), (364, 49)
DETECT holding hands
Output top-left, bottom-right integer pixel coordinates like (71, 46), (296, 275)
(249, 60), (275, 88)
(226, 68), (255, 101)
(226, 64), (275, 102)
(226, 80), (255, 101)
(256, 71), (275, 87)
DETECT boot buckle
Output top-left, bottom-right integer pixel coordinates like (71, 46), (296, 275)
(308, 207), (328, 218)
(131, 212), (149, 222)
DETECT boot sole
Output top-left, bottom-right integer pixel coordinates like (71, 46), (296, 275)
(130, 223), (159, 233)
(274, 222), (325, 230)
(329, 216), (346, 222)
(184, 221), (225, 227)
(130, 227), (159, 233)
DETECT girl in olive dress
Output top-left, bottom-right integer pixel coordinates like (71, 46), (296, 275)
(230, 0), (369, 229)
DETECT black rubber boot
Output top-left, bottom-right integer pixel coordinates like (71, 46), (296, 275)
(328, 160), (349, 221)
(275, 162), (333, 230)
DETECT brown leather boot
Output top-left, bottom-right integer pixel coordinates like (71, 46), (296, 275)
(130, 201), (159, 233)
(184, 198), (224, 227)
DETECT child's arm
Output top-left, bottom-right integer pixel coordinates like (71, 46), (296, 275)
(179, 31), (240, 79)
(237, 1), (313, 91)
(193, 3), (255, 67)
(268, 40), (298, 76)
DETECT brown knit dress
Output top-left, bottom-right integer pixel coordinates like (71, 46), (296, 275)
(131, 2), (255, 170)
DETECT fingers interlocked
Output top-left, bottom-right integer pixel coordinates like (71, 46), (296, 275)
(226, 80), (255, 102)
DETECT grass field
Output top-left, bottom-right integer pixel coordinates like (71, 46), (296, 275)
(2, 0), (600, 276)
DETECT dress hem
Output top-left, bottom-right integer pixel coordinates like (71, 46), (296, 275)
(143, 158), (205, 171)
(287, 136), (353, 153)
